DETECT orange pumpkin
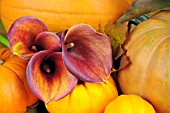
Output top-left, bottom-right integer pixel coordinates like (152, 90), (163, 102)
(46, 76), (118, 113)
(0, 48), (38, 113)
(118, 10), (170, 113)
(0, 42), (6, 48)
(104, 94), (155, 113)
(0, 0), (134, 32)
(0, 0), (1, 18)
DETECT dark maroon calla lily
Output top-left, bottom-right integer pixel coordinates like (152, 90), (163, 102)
(26, 50), (78, 103)
(62, 24), (113, 82)
(8, 16), (61, 60)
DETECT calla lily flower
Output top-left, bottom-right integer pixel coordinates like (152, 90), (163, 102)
(26, 50), (78, 103)
(8, 16), (113, 102)
(62, 24), (113, 82)
(8, 16), (61, 60)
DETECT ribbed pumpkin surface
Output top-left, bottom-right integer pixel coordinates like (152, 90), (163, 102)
(118, 10), (170, 113)
(0, 0), (134, 32)
(46, 76), (118, 113)
(0, 48), (38, 113)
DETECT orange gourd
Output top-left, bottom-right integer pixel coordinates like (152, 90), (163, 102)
(0, 0), (134, 32)
(0, 0), (1, 18)
(46, 76), (118, 113)
(104, 94), (155, 113)
(118, 10), (170, 113)
(0, 48), (38, 113)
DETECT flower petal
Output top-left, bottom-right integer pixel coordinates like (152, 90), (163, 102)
(35, 31), (61, 52)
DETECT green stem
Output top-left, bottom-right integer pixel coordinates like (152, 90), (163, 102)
(0, 35), (8, 47)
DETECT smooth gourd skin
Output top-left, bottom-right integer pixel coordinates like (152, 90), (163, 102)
(0, 48), (38, 113)
(118, 10), (170, 113)
(46, 76), (118, 113)
(104, 94), (155, 113)
(0, 0), (134, 33)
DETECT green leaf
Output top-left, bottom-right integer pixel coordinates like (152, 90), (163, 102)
(0, 19), (8, 47)
(0, 19), (7, 38)
(0, 34), (8, 47)
(117, 0), (170, 23)
(99, 21), (128, 59)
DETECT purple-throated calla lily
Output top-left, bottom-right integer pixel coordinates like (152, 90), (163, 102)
(26, 50), (78, 103)
(8, 16), (61, 60)
(62, 24), (113, 82)
(7, 16), (113, 103)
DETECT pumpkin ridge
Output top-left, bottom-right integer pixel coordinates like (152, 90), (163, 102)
(127, 19), (170, 39)
(2, 65), (29, 99)
(2, 5), (118, 16)
(0, 48), (8, 56)
(0, 48), (12, 60)
(0, 66), (28, 113)
(2, 65), (29, 97)
(4, 64), (37, 106)
(124, 29), (170, 96)
(2, 64), (25, 83)
(144, 34), (170, 73)
(6, 61), (27, 69)
(118, 10), (170, 113)
(125, 25), (169, 49)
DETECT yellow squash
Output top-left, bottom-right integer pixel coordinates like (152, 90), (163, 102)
(46, 76), (118, 113)
(104, 94), (155, 113)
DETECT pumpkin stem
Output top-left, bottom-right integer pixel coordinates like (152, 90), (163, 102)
(0, 59), (3, 65)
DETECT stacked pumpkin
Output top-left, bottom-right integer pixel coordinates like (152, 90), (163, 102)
(0, 0), (169, 113)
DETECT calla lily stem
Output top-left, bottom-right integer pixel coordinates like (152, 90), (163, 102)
(0, 35), (8, 47)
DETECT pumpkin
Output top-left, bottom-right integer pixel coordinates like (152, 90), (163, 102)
(0, 42), (6, 49)
(46, 76), (118, 113)
(0, 0), (1, 18)
(0, 48), (38, 113)
(118, 10), (170, 113)
(0, 0), (134, 32)
(104, 94), (156, 113)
